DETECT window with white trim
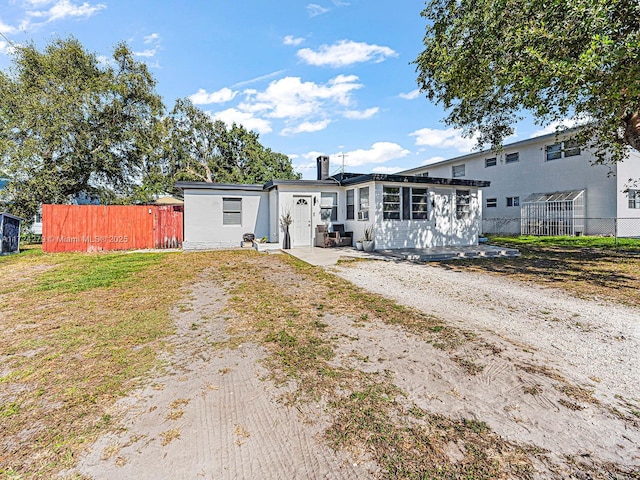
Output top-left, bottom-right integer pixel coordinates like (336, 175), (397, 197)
(629, 190), (640, 209)
(222, 198), (242, 225)
(486, 198), (497, 208)
(320, 192), (338, 221)
(456, 190), (471, 219)
(452, 164), (465, 177)
(505, 152), (519, 163)
(411, 188), (429, 219)
(506, 196), (520, 207)
(358, 187), (369, 220)
(545, 143), (562, 161)
(346, 189), (354, 220)
(383, 186), (401, 220)
(546, 140), (581, 160)
(485, 157), (497, 167)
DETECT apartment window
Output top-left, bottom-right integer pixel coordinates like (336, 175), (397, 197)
(564, 140), (581, 157)
(383, 186), (401, 220)
(346, 189), (355, 220)
(486, 198), (497, 208)
(411, 188), (429, 219)
(629, 190), (640, 209)
(452, 164), (465, 177)
(456, 190), (471, 219)
(320, 192), (338, 221)
(358, 187), (369, 220)
(485, 157), (497, 167)
(505, 152), (519, 164)
(222, 198), (242, 225)
(545, 143), (562, 161)
(506, 196), (520, 207)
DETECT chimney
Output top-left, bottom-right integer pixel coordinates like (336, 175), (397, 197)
(316, 155), (330, 180)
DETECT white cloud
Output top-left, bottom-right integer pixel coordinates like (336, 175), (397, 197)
(211, 108), (272, 135)
(297, 40), (397, 67)
(133, 48), (156, 58)
(231, 69), (287, 88)
(530, 119), (585, 138)
(144, 33), (159, 44)
(189, 87), (238, 105)
(420, 155), (445, 166)
(399, 89), (420, 100)
(0, 41), (8, 55)
(241, 74), (363, 120)
(307, 3), (329, 16)
(409, 127), (477, 152)
(343, 107), (379, 120)
(0, 18), (17, 34)
(372, 166), (403, 174)
(26, 0), (106, 23)
(281, 119), (331, 136)
(338, 142), (410, 167)
(283, 35), (304, 46)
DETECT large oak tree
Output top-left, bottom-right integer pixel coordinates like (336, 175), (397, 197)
(0, 37), (163, 221)
(415, 0), (640, 164)
(163, 98), (300, 187)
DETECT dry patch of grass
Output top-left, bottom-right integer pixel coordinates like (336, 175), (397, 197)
(0, 247), (219, 479)
(208, 251), (537, 478)
(444, 240), (640, 307)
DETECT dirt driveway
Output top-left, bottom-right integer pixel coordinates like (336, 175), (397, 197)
(74, 253), (640, 479)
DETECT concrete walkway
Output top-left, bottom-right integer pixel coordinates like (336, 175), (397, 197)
(284, 244), (520, 267)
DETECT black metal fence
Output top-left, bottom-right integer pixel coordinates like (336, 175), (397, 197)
(483, 217), (640, 240)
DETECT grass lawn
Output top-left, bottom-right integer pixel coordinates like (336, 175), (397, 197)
(1, 243), (636, 479)
(0, 246), (220, 479)
(447, 235), (640, 307)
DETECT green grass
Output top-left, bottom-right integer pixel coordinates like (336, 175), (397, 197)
(489, 234), (640, 251)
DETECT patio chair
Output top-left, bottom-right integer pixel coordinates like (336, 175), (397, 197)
(315, 224), (337, 247)
(331, 224), (353, 247)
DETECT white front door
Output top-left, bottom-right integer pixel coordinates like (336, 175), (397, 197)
(292, 196), (312, 246)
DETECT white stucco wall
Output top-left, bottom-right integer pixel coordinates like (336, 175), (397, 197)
(182, 188), (269, 250)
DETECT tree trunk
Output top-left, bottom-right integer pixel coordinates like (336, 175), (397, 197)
(622, 111), (640, 152)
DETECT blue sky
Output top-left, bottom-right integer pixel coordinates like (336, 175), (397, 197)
(0, 0), (551, 179)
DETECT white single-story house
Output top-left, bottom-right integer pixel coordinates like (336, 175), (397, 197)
(400, 131), (640, 237)
(176, 157), (490, 251)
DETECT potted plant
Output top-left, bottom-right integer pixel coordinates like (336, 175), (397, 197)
(280, 210), (292, 249)
(362, 225), (374, 252)
(355, 238), (364, 251)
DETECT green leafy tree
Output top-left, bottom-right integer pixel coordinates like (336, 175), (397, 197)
(414, 0), (640, 164)
(0, 37), (164, 220)
(163, 98), (300, 186)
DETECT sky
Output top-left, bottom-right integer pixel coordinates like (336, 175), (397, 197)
(0, 0), (553, 179)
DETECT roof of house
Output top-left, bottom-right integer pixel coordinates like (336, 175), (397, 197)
(176, 172), (490, 192)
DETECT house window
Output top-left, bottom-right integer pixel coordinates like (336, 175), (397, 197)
(506, 196), (520, 207)
(383, 186), (401, 220)
(629, 190), (640, 209)
(456, 190), (471, 219)
(545, 143), (562, 161)
(485, 157), (497, 167)
(320, 192), (338, 221)
(452, 164), (465, 177)
(411, 188), (429, 219)
(486, 198), (497, 208)
(222, 198), (242, 225)
(505, 152), (519, 163)
(358, 187), (369, 220)
(346, 189), (355, 220)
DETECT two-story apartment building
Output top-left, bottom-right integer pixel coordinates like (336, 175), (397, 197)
(401, 132), (640, 237)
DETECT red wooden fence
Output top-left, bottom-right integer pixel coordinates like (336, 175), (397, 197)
(42, 205), (183, 253)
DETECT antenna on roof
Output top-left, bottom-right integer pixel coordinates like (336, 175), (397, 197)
(338, 152), (348, 174)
